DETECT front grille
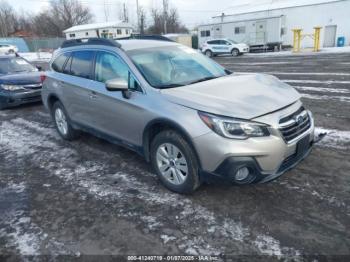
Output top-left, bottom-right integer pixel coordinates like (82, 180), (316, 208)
(279, 107), (311, 143)
(23, 84), (42, 90)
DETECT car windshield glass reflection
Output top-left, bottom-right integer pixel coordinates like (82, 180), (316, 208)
(0, 57), (36, 74)
(127, 46), (227, 89)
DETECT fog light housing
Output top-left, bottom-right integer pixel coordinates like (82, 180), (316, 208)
(235, 167), (250, 181)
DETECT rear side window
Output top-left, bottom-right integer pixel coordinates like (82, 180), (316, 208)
(70, 51), (94, 79)
(52, 53), (70, 73)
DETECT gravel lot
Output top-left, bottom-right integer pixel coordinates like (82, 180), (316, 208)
(0, 52), (349, 261)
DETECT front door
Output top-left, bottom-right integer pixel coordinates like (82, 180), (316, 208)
(87, 51), (146, 146)
(324, 25), (337, 47)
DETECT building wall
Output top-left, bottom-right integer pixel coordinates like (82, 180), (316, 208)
(65, 27), (133, 40)
(212, 0), (350, 47)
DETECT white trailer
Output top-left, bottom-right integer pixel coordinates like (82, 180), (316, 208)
(198, 16), (284, 50)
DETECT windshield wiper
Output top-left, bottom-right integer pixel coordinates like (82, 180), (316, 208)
(158, 83), (185, 89)
(188, 76), (219, 85)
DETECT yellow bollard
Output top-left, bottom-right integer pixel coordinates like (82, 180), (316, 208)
(313, 27), (322, 52)
(292, 29), (302, 53)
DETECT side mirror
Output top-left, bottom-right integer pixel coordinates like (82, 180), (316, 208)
(105, 78), (128, 92)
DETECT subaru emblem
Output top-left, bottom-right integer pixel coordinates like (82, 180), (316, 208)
(295, 115), (304, 125)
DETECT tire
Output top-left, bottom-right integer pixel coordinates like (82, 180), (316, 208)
(150, 130), (201, 194)
(231, 48), (240, 57)
(52, 101), (79, 140)
(8, 49), (14, 54)
(205, 50), (213, 58)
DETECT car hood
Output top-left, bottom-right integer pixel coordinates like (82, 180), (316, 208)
(160, 73), (301, 120)
(0, 71), (42, 85)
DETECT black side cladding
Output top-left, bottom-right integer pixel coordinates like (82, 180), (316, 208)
(61, 38), (122, 49)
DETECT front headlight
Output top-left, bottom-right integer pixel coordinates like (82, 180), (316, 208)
(198, 111), (270, 139)
(0, 84), (25, 91)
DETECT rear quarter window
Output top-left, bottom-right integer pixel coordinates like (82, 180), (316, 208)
(52, 53), (70, 73)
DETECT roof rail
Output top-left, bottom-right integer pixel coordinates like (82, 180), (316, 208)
(61, 38), (122, 49)
(118, 34), (174, 42)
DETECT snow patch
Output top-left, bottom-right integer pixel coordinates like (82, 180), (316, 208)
(18, 52), (52, 62)
(283, 79), (350, 85)
(293, 86), (350, 94)
(302, 93), (350, 103)
(315, 127), (350, 150)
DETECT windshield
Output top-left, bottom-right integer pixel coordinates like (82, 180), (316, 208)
(228, 39), (238, 44)
(0, 57), (36, 74)
(127, 45), (227, 89)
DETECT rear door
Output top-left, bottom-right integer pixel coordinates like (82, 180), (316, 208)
(58, 50), (96, 125)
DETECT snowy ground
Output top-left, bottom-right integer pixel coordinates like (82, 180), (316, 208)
(18, 52), (52, 62)
(243, 46), (350, 57)
(0, 52), (349, 260)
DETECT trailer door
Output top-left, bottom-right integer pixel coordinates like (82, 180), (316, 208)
(256, 21), (267, 45)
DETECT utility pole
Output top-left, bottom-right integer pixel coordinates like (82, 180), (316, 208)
(163, 0), (168, 34)
(123, 3), (128, 23)
(136, 0), (140, 33)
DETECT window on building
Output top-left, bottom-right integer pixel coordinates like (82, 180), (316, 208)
(85, 32), (89, 36)
(234, 26), (245, 34)
(126, 29), (129, 34)
(200, 30), (210, 37)
(70, 51), (95, 79)
(69, 33), (76, 38)
(117, 29), (122, 35)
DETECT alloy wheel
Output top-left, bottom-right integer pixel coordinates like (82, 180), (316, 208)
(156, 143), (188, 185)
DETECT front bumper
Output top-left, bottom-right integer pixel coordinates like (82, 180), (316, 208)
(0, 90), (42, 109)
(194, 106), (316, 185)
(200, 135), (315, 185)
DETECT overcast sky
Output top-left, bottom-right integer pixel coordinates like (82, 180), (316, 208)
(10, 0), (272, 29)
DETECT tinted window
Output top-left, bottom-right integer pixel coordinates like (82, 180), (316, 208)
(70, 51), (94, 79)
(95, 52), (128, 83)
(52, 53), (70, 73)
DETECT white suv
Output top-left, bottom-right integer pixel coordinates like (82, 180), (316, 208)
(202, 39), (249, 57)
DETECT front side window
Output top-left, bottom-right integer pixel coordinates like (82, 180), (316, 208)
(128, 45), (226, 89)
(70, 51), (94, 79)
(95, 52), (128, 83)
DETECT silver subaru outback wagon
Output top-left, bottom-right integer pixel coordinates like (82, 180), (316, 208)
(42, 38), (315, 194)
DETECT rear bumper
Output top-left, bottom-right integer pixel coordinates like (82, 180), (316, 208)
(0, 90), (42, 109)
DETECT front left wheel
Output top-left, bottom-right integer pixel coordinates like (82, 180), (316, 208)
(150, 130), (201, 194)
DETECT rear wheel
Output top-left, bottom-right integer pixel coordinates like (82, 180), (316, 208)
(205, 50), (213, 58)
(8, 49), (15, 54)
(231, 48), (240, 57)
(150, 130), (201, 194)
(52, 101), (79, 140)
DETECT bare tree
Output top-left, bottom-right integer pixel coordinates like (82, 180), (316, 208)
(0, 1), (17, 37)
(148, 5), (188, 34)
(32, 0), (93, 37)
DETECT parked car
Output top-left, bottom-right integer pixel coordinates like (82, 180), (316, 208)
(42, 38), (315, 194)
(0, 44), (18, 54)
(201, 39), (249, 57)
(0, 55), (45, 109)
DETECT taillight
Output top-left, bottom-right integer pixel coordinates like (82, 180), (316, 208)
(40, 74), (46, 83)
